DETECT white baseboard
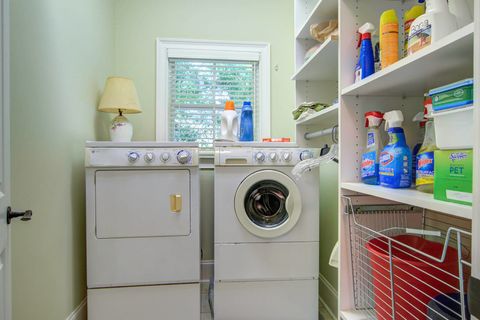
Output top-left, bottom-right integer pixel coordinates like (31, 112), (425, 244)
(318, 273), (338, 320)
(66, 298), (87, 320)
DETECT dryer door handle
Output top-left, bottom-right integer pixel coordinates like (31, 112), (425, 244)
(170, 194), (182, 213)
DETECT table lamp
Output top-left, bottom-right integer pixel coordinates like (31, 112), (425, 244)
(98, 77), (142, 142)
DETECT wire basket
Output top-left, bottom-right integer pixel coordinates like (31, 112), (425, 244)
(343, 196), (472, 320)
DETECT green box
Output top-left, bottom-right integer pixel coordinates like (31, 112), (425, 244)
(434, 150), (473, 206)
(429, 78), (474, 112)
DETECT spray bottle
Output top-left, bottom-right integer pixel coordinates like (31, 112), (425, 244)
(379, 111), (412, 188)
(407, 0), (457, 56)
(411, 106), (427, 185)
(416, 101), (437, 193)
(361, 112), (384, 185)
(448, 0), (473, 28)
(355, 23), (375, 83)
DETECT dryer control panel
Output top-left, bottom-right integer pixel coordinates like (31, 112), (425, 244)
(215, 147), (320, 166)
(85, 148), (199, 167)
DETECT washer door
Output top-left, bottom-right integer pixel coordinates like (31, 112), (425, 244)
(234, 170), (302, 238)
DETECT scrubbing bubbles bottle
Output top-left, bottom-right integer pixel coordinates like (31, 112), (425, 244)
(361, 112), (384, 185)
(379, 111), (412, 188)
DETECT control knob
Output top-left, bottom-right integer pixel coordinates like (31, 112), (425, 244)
(269, 152), (278, 161)
(255, 152), (266, 162)
(177, 150), (192, 164)
(144, 152), (155, 163)
(300, 150), (314, 161)
(282, 152), (292, 162)
(160, 152), (171, 162)
(128, 152), (140, 163)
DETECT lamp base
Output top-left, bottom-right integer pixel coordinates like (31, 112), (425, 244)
(110, 114), (133, 142)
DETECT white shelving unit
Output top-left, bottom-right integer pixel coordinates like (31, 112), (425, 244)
(292, 37), (338, 81)
(293, 1), (478, 319)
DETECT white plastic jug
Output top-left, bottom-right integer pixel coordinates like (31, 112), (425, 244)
(220, 101), (238, 141)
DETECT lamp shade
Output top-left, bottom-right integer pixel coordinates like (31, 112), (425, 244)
(98, 77), (142, 114)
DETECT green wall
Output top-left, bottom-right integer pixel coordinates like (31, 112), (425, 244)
(113, 0), (295, 140)
(10, 0), (114, 319)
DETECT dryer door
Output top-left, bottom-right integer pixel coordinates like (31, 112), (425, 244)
(234, 170), (302, 238)
(95, 169), (190, 238)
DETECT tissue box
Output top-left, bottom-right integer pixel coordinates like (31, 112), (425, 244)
(434, 150), (472, 206)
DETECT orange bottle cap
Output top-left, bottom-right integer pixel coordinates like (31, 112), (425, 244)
(224, 101), (235, 110)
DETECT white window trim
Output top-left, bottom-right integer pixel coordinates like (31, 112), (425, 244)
(155, 38), (271, 142)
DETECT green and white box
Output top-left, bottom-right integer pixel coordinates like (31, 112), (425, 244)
(434, 150), (473, 206)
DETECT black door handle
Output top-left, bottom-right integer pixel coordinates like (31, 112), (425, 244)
(7, 206), (33, 224)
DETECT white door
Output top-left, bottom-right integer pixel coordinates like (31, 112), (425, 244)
(0, 0), (9, 319)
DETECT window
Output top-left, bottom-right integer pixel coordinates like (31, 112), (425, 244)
(156, 40), (270, 150)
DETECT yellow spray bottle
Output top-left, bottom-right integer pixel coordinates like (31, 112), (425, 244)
(380, 9), (399, 69)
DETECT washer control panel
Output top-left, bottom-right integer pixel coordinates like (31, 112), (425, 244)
(86, 148), (199, 167)
(216, 147), (320, 166)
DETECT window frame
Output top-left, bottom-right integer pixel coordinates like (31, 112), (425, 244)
(156, 38), (271, 142)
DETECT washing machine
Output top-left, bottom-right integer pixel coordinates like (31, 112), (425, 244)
(85, 142), (200, 320)
(214, 142), (320, 320)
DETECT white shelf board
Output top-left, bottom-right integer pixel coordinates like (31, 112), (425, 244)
(296, 0), (338, 40)
(295, 103), (338, 127)
(341, 23), (474, 97)
(340, 310), (372, 320)
(341, 182), (472, 220)
(292, 38), (338, 81)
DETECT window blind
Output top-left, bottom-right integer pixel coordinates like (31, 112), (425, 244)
(168, 58), (259, 149)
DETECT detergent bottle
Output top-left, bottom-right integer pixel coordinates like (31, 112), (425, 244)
(221, 100), (239, 141)
(416, 102), (437, 193)
(239, 101), (254, 141)
(379, 111), (412, 188)
(355, 23), (375, 83)
(361, 111), (384, 185)
(380, 9), (399, 69)
(403, 2), (425, 57)
(407, 0), (457, 56)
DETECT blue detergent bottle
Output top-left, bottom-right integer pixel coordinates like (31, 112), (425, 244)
(379, 111), (412, 188)
(355, 22), (376, 83)
(239, 101), (254, 141)
(361, 111), (384, 185)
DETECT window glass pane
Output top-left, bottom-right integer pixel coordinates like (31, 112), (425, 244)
(169, 58), (259, 149)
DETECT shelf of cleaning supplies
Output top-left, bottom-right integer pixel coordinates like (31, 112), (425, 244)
(340, 310), (372, 320)
(295, 103), (338, 127)
(341, 182), (472, 219)
(292, 38), (338, 81)
(341, 23), (474, 97)
(296, 0), (338, 40)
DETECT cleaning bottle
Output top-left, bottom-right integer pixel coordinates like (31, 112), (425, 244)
(379, 111), (412, 188)
(220, 100), (238, 141)
(380, 9), (399, 69)
(448, 0), (473, 28)
(239, 101), (254, 141)
(407, 0), (457, 56)
(411, 99), (428, 185)
(416, 102), (437, 193)
(361, 111), (384, 185)
(403, 2), (425, 57)
(354, 23), (375, 83)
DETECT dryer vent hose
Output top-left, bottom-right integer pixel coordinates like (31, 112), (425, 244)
(291, 144), (338, 180)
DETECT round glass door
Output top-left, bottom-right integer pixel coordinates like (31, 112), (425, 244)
(235, 170), (302, 238)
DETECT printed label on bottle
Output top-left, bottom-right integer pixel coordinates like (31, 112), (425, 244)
(404, 18), (415, 56)
(407, 20), (432, 55)
(388, 133), (398, 145)
(381, 23), (399, 68)
(416, 151), (434, 186)
(379, 151), (394, 176)
(367, 132), (376, 148)
(361, 151), (377, 178)
(355, 66), (362, 83)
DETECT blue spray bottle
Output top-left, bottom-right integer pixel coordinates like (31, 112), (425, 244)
(239, 101), (254, 141)
(379, 111), (412, 188)
(355, 23), (375, 83)
(361, 111), (384, 185)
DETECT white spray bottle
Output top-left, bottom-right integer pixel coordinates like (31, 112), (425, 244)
(448, 0), (473, 28)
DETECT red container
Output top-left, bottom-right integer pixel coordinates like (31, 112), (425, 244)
(366, 235), (464, 320)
